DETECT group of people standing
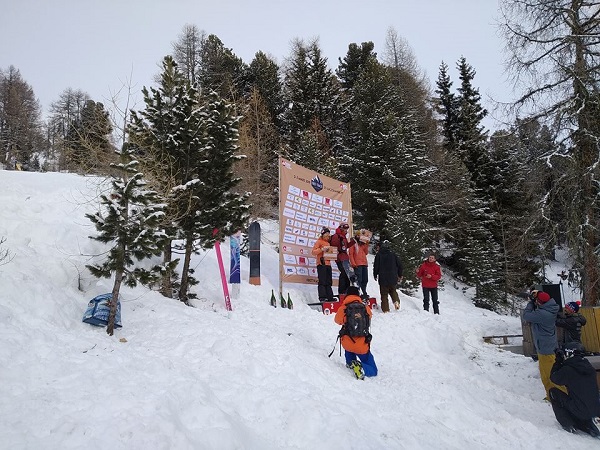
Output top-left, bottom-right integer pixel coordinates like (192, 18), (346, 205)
(523, 291), (599, 436)
(311, 222), (442, 313)
(314, 221), (443, 380)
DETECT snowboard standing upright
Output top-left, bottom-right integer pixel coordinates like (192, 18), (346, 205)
(249, 221), (261, 285)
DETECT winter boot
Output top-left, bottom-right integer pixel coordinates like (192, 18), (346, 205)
(586, 419), (600, 438)
(349, 360), (365, 380)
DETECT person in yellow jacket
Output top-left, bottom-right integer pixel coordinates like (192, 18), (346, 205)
(311, 227), (335, 302)
(348, 230), (370, 299)
(334, 286), (378, 378)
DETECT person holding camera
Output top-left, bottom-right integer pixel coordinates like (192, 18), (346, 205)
(549, 342), (600, 436)
(523, 290), (564, 400)
(311, 227), (335, 303)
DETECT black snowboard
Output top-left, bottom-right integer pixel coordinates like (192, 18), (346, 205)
(249, 221), (261, 285)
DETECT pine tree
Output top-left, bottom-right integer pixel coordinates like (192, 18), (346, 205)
(384, 190), (429, 290)
(455, 57), (489, 187)
(198, 34), (248, 102)
(86, 145), (165, 335)
(336, 42), (377, 91)
(434, 61), (459, 153)
(487, 129), (541, 295)
(281, 39), (341, 168)
(247, 51), (284, 129)
(0, 66), (45, 169)
(64, 100), (114, 174)
(129, 56), (249, 303)
(433, 57), (507, 308)
(338, 59), (429, 236)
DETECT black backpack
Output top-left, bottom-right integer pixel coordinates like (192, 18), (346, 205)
(341, 301), (371, 342)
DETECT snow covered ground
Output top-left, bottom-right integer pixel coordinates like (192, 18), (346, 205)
(0, 170), (596, 449)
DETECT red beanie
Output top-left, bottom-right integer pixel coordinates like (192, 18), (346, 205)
(536, 291), (551, 303)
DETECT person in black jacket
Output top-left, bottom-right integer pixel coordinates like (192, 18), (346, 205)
(373, 240), (403, 313)
(549, 342), (600, 436)
(556, 301), (586, 345)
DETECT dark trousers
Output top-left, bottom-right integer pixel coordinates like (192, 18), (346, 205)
(423, 287), (439, 314)
(354, 265), (368, 297)
(379, 285), (400, 312)
(549, 387), (596, 432)
(336, 260), (351, 295)
(317, 265), (334, 302)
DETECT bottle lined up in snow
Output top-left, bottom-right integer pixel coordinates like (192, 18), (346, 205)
(269, 289), (293, 309)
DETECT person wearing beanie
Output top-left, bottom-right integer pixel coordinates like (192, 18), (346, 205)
(556, 300), (586, 345)
(311, 227), (335, 302)
(329, 222), (356, 296)
(523, 290), (566, 400)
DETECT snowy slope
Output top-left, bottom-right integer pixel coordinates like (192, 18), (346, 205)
(0, 170), (596, 450)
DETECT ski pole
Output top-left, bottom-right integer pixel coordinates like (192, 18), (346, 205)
(328, 335), (340, 358)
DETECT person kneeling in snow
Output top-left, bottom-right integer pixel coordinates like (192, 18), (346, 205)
(549, 342), (600, 436)
(334, 286), (378, 379)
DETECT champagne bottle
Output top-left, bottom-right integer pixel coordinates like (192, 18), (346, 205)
(270, 289), (276, 307)
(287, 293), (293, 310)
(280, 292), (287, 308)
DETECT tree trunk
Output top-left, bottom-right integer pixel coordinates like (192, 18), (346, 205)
(160, 239), (173, 298)
(178, 231), (194, 304)
(107, 265), (124, 336)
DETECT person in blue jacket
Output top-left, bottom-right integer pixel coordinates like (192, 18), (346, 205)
(523, 290), (565, 400)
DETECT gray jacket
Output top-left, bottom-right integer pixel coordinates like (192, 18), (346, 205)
(523, 298), (559, 355)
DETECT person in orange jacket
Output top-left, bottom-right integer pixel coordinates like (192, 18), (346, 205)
(334, 286), (378, 378)
(311, 227), (335, 302)
(416, 253), (442, 314)
(348, 230), (370, 299)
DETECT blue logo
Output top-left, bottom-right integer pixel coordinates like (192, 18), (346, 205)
(311, 175), (323, 192)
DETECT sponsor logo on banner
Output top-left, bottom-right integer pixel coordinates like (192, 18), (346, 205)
(311, 175), (323, 192)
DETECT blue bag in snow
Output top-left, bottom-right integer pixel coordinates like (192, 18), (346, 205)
(82, 293), (122, 328)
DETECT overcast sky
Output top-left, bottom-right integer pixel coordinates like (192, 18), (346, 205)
(2, 0), (510, 129)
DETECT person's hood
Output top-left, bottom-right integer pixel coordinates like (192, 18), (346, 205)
(539, 298), (559, 314)
(564, 355), (596, 377)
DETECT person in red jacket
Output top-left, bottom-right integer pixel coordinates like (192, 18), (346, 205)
(348, 229), (370, 299)
(329, 222), (355, 296)
(334, 286), (378, 379)
(416, 253), (442, 314)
